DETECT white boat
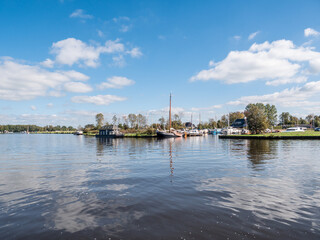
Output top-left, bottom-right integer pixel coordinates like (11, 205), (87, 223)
(187, 129), (203, 136)
(74, 130), (83, 135)
(221, 127), (241, 135)
(285, 127), (305, 132)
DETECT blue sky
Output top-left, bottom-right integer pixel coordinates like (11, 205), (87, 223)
(1, 0), (320, 126)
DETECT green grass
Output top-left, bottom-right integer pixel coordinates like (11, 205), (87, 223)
(31, 131), (74, 134)
(248, 131), (320, 137)
(220, 130), (320, 138)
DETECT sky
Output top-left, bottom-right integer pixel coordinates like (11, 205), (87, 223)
(1, 0), (320, 126)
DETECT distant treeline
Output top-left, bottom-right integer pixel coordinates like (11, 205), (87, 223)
(0, 125), (76, 132)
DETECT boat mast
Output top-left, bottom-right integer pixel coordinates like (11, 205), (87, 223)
(169, 93), (172, 131)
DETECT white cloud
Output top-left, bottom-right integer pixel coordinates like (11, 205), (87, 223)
(0, 59), (90, 101)
(191, 105), (222, 111)
(248, 31), (260, 40)
(70, 9), (93, 19)
(233, 35), (241, 40)
(112, 55), (126, 67)
(30, 105), (37, 111)
(119, 25), (130, 32)
(112, 16), (131, 33)
(51, 38), (104, 67)
(304, 28), (320, 37)
(71, 95), (126, 105)
(47, 103), (54, 108)
(51, 38), (131, 67)
(190, 39), (320, 85)
(64, 82), (93, 93)
(265, 76), (307, 86)
(126, 47), (142, 58)
(112, 16), (130, 23)
(97, 30), (104, 37)
(208, 60), (215, 67)
(40, 58), (54, 68)
(227, 80), (320, 107)
(98, 76), (135, 89)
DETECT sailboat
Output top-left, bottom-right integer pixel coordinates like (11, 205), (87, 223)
(157, 94), (182, 138)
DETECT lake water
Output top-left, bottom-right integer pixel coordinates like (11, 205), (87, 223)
(0, 134), (319, 239)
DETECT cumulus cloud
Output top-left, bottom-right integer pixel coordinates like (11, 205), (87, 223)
(190, 39), (320, 85)
(63, 82), (93, 93)
(70, 9), (93, 19)
(112, 55), (126, 67)
(248, 31), (260, 40)
(227, 80), (320, 107)
(51, 38), (108, 67)
(304, 28), (320, 37)
(208, 60), (215, 67)
(191, 105), (222, 111)
(0, 59), (90, 101)
(71, 95), (126, 105)
(30, 105), (37, 111)
(98, 76), (135, 89)
(126, 47), (142, 58)
(40, 58), (54, 68)
(50, 38), (140, 67)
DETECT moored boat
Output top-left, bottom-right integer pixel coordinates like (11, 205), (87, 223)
(157, 94), (182, 138)
(96, 125), (124, 138)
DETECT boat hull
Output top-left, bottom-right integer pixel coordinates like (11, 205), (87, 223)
(157, 131), (176, 138)
(96, 134), (124, 138)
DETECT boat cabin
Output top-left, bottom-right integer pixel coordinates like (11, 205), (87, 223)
(97, 125), (124, 138)
(231, 119), (247, 128)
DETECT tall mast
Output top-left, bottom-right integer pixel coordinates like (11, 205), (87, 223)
(169, 93), (172, 131)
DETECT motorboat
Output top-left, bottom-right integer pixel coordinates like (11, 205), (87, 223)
(187, 129), (203, 136)
(285, 127), (305, 132)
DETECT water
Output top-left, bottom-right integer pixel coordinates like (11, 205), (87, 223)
(0, 134), (319, 239)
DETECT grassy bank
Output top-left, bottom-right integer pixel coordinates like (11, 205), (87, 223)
(219, 131), (320, 139)
(30, 131), (74, 134)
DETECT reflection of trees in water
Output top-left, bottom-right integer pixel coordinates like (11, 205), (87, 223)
(247, 140), (277, 170)
(96, 138), (114, 155)
(96, 138), (123, 163)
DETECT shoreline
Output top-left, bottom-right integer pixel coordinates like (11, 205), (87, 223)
(219, 134), (320, 140)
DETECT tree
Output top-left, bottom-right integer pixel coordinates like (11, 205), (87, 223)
(220, 115), (228, 127)
(96, 113), (104, 128)
(245, 103), (268, 134)
(112, 115), (118, 126)
(229, 112), (245, 124)
(172, 114), (182, 129)
(137, 114), (147, 129)
(158, 116), (166, 129)
(265, 104), (277, 127)
(279, 112), (290, 125)
(208, 118), (217, 128)
(289, 115), (298, 125)
(128, 114), (137, 128)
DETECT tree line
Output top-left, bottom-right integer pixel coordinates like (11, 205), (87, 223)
(0, 125), (76, 133)
(91, 104), (319, 135)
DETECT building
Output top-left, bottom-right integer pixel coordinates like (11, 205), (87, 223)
(231, 119), (247, 128)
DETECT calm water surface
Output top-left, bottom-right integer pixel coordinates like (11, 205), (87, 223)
(0, 134), (319, 239)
